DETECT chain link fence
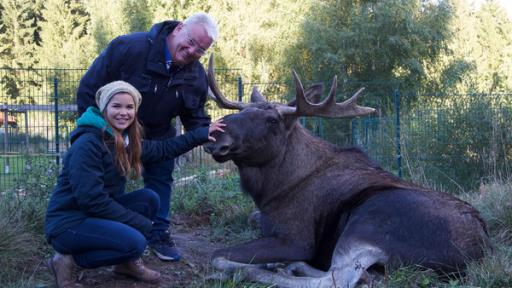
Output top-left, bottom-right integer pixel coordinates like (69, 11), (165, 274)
(1, 68), (511, 193)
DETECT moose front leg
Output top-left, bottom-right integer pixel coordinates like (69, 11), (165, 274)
(212, 237), (314, 265)
(210, 237), (314, 284)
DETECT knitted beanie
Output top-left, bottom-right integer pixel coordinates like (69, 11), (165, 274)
(95, 81), (142, 112)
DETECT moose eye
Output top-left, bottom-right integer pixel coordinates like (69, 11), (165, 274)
(266, 118), (279, 125)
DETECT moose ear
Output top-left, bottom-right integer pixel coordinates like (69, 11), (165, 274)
(287, 83), (324, 106)
(250, 86), (267, 103)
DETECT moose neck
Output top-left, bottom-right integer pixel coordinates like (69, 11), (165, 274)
(236, 123), (335, 207)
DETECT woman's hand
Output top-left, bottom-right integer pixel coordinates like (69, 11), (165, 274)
(208, 118), (226, 142)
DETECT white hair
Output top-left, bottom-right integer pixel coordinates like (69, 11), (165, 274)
(184, 12), (219, 42)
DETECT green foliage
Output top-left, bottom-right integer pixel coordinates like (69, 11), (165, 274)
(172, 168), (258, 243)
(149, 0), (211, 23)
(0, 157), (55, 285)
(207, 0), (310, 84)
(379, 266), (442, 288)
(85, 0), (154, 55)
(37, 0), (93, 68)
(0, 0), (41, 68)
(463, 244), (512, 288)
(472, 1), (512, 92)
(287, 0), (452, 107)
(353, 93), (512, 192)
(426, 0), (512, 94)
(406, 95), (512, 191)
(461, 179), (512, 287)
(465, 180), (512, 243)
(0, 0), (42, 103)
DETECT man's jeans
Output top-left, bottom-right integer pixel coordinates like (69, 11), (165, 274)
(50, 188), (159, 268)
(142, 158), (174, 234)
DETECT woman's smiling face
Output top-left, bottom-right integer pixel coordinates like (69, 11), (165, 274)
(105, 92), (136, 132)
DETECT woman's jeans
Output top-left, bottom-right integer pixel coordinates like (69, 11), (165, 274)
(50, 188), (160, 269)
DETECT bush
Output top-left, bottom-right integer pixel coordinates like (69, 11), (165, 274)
(0, 158), (55, 285)
(464, 179), (512, 243)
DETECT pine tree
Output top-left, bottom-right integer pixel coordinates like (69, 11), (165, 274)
(38, 0), (93, 68)
(0, 0), (41, 103)
(85, 0), (153, 54)
(0, 0), (40, 68)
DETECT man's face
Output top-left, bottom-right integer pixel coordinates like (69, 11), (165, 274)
(168, 23), (213, 66)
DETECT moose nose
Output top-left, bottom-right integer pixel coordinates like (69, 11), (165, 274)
(217, 144), (230, 155)
(204, 143), (231, 156)
(204, 137), (233, 156)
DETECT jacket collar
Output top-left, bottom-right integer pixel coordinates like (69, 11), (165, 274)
(76, 107), (114, 136)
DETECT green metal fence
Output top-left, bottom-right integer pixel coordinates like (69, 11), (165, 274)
(1, 68), (511, 193)
(351, 92), (512, 192)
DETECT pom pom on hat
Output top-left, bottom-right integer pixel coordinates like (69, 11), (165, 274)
(95, 81), (142, 112)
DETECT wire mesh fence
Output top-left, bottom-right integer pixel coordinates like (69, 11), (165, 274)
(1, 67), (511, 193)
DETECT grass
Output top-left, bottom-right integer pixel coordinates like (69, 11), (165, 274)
(1, 159), (511, 287)
(0, 159), (56, 287)
(172, 167), (259, 244)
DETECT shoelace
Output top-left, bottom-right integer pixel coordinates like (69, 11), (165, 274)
(157, 232), (177, 246)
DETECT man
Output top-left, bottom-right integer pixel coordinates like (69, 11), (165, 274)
(76, 13), (218, 262)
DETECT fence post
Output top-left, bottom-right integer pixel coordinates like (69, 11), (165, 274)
(54, 76), (60, 168)
(237, 76), (243, 102)
(3, 110), (9, 174)
(394, 88), (402, 178)
(351, 120), (358, 146)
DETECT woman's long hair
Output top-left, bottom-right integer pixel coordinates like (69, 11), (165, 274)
(104, 112), (143, 180)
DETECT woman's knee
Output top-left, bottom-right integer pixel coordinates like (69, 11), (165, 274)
(124, 232), (147, 258)
(117, 188), (160, 218)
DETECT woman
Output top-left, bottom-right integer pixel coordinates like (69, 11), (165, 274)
(44, 81), (224, 288)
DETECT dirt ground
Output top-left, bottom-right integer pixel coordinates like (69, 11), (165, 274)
(34, 214), (225, 288)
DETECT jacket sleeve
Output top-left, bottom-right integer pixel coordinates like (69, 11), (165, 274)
(179, 69), (211, 131)
(76, 37), (128, 115)
(69, 135), (152, 236)
(141, 126), (209, 163)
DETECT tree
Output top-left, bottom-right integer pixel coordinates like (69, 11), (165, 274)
(37, 0), (93, 68)
(423, 0), (478, 94)
(0, 0), (42, 103)
(207, 0), (310, 97)
(286, 0), (453, 109)
(85, 0), (153, 54)
(473, 0), (512, 92)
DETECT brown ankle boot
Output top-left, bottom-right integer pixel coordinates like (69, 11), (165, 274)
(113, 258), (161, 283)
(47, 253), (83, 288)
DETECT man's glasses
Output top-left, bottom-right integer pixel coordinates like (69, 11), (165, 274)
(184, 25), (208, 56)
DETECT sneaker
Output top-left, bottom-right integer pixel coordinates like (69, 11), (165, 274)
(149, 230), (182, 261)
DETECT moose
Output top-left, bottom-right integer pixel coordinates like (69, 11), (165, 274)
(203, 55), (489, 287)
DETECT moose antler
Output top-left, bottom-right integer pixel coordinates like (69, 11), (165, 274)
(208, 55), (249, 110)
(277, 71), (376, 118)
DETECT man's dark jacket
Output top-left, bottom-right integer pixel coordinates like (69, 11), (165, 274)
(44, 108), (210, 243)
(77, 21), (211, 140)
